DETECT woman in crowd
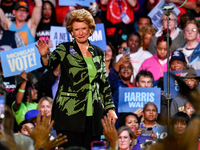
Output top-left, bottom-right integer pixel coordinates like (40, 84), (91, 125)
(139, 30), (172, 81)
(108, 55), (133, 128)
(148, 11), (186, 55)
(35, 9), (117, 149)
(37, 96), (53, 117)
(12, 71), (38, 125)
(170, 50), (186, 71)
(118, 126), (134, 150)
(36, 0), (60, 42)
(105, 41), (116, 75)
(138, 26), (157, 51)
(177, 20), (200, 69)
(118, 41), (127, 55)
(116, 32), (152, 79)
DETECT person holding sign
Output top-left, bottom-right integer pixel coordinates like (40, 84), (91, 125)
(35, 9), (117, 149)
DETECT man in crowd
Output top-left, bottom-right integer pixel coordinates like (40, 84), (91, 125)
(135, 70), (154, 87)
(0, 0), (42, 45)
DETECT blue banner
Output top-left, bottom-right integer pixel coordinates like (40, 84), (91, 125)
(118, 87), (161, 113)
(153, 125), (167, 139)
(163, 70), (200, 98)
(50, 23), (107, 51)
(59, 0), (95, 7)
(0, 43), (42, 78)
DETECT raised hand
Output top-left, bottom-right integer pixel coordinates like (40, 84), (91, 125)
(35, 39), (50, 56)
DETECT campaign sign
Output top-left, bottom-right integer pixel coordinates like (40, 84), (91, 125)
(148, 0), (180, 30)
(153, 126), (167, 139)
(163, 70), (200, 98)
(50, 26), (68, 52)
(59, 0), (95, 7)
(0, 42), (42, 78)
(118, 87), (161, 113)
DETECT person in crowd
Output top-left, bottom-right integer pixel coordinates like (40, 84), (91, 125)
(105, 41), (116, 75)
(36, 0), (60, 42)
(18, 120), (35, 136)
(12, 71), (38, 125)
(118, 126), (134, 150)
(178, 13), (195, 30)
(117, 41), (127, 55)
(135, 70), (154, 87)
(138, 26), (157, 51)
(116, 32), (152, 80)
(183, 101), (195, 118)
(147, 0), (196, 23)
(35, 9), (117, 149)
(0, 0), (16, 21)
(177, 20), (200, 68)
(170, 51), (186, 71)
(139, 30), (172, 81)
(37, 96), (53, 117)
(63, 10), (73, 27)
(100, 0), (139, 48)
(137, 16), (152, 32)
(171, 66), (200, 117)
(25, 109), (40, 124)
(108, 55), (133, 128)
(148, 11), (186, 55)
(188, 0), (200, 22)
(0, 0), (42, 45)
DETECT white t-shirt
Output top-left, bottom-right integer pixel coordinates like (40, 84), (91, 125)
(116, 48), (152, 80)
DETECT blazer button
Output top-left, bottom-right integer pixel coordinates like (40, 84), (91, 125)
(67, 93), (70, 96)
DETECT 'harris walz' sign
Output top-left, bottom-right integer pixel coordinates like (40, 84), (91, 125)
(118, 87), (161, 113)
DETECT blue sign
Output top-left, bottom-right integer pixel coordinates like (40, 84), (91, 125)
(59, 0), (95, 7)
(153, 125), (167, 139)
(50, 23), (107, 52)
(0, 42), (42, 78)
(118, 87), (161, 113)
(163, 70), (200, 98)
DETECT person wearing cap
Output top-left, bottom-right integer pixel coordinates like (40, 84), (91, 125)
(170, 66), (200, 117)
(0, 0), (42, 45)
(18, 120), (35, 136)
(170, 51), (187, 71)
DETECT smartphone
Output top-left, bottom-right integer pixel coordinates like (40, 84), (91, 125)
(0, 94), (5, 123)
(123, 47), (130, 57)
(140, 127), (153, 135)
(91, 140), (106, 150)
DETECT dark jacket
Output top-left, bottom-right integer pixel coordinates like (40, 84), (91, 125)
(43, 40), (115, 135)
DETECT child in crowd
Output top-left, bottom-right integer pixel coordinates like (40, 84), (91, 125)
(183, 101), (195, 118)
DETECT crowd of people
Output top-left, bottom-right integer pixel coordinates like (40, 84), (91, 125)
(0, 0), (200, 149)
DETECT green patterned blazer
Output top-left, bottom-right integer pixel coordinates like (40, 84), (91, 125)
(43, 40), (115, 135)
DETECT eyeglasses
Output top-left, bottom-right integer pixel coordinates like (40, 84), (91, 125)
(185, 28), (198, 33)
(162, 19), (176, 22)
(17, 9), (27, 14)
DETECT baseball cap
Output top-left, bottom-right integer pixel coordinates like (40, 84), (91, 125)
(25, 109), (40, 120)
(170, 51), (186, 63)
(14, 1), (29, 12)
(180, 66), (200, 78)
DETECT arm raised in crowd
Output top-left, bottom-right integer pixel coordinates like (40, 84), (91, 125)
(28, 0), (42, 37)
(0, 8), (12, 30)
(13, 71), (27, 112)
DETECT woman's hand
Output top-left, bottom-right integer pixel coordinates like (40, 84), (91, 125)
(107, 109), (118, 124)
(20, 70), (27, 81)
(133, 108), (143, 118)
(133, 128), (142, 139)
(150, 132), (157, 140)
(35, 39), (50, 56)
(114, 53), (130, 71)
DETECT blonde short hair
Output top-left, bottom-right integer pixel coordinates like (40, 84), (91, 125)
(37, 96), (53, 111)
(66, 9), (95, 36)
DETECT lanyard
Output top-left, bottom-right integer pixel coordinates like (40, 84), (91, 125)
(117, 0), (122, 14)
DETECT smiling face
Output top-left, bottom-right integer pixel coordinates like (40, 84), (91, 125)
(71, 21), (91, 44)
(119, 63), (133, 80)
(127, 35), (140, 53)
(118, 130), (132, 150)
(105, 45), (113, 61)
(157, 41), (168, 60)
(143, 104), (158, 122)
(173, 120), (187, 135)
(125, 115), (139, 132)
(39, 100), (52, 116)
(42, 2), (52, 20)
(170, 60), (185, 71)
(184, 23), (199, 42)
